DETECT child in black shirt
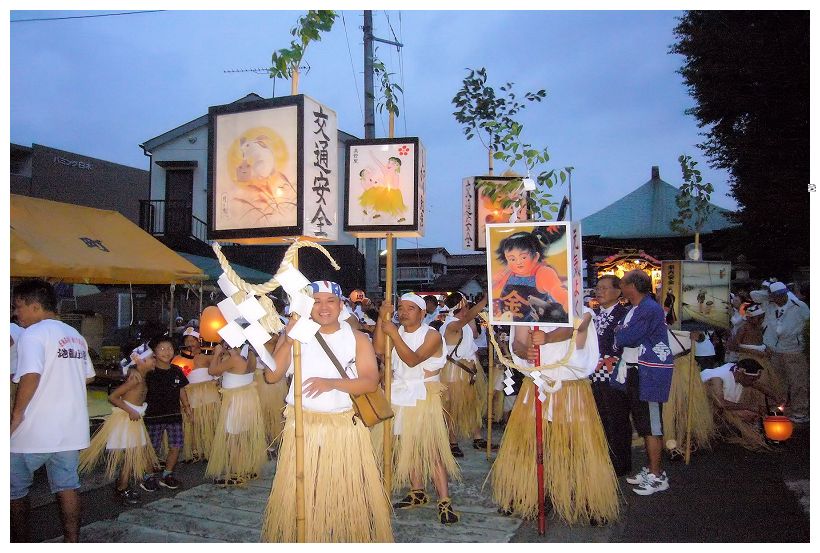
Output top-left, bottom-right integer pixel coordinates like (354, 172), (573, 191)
(141, 336), (191, 491)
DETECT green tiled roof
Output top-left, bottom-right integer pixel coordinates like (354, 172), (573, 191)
(581, 169), (736, 238)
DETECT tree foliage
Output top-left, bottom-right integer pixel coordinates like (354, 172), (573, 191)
(451, 68), (572, 221)
(671, 154), (715, 236)
(671, 11), (809, 276)
(372, 49), (403, 118)
(269, 10), (337, 81)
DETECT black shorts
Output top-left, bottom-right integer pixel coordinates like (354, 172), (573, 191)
(626, 364), (664, 437)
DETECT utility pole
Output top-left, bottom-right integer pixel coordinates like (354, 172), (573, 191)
(362, 10), (403, 300)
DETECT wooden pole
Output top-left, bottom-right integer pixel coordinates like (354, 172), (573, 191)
(291, 68), (300, 96)
(488, 148), (494, 176)
(684, 332), (697, 465)
(292, 248), (306, 542)
(486, 331), (494, 460)
(533, 326), (547, 535)
(198, 281), (203, 316)
(382, 233), (394, 496)
(389, 112), (395, 142)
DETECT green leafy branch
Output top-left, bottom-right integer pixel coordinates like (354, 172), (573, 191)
(671, 153), (715, 236)
(372, 50), (403, 119)
(269, 10), (337, 83)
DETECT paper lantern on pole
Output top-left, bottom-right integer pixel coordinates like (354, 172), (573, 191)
(462, 176), (528, 250)
(344, 137), (426, 237)
(208, 94), (339, 243)
(171, 354), (195, 377)
(660, 261), (732, 331)
(762, 415), (794, 442)
(199, 306), (228, 344)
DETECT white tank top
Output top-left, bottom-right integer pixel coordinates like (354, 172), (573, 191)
(440, 316), (477, 361)
(393, 324), (446, 384)
(286, 321), (357, 413)
(222, 371), (254, 389)
(187, 367), (214, 385)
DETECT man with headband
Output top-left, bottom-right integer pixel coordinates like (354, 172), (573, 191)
(261, 281), (393, 542)
(439, 291), (490, 457)
(374, 293), (462, 524)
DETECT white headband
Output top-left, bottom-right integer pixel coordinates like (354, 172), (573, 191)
(400, 293), (426, 311)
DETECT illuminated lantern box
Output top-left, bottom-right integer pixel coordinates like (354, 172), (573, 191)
(462, 176), (528, 251)
(343, 137), (426, 237)
(485, 220), (582, 328)
(207, 95), (339, 243)
(660, 260), (732, 330)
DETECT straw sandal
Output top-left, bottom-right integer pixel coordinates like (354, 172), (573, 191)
(450, 443), (464, 458)
(393, 489), (429, 509)
(437, 498), (460, 524)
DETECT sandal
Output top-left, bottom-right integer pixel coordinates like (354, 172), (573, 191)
(472, 438), (499, 451)
(393, 489), (429, 509)
(450, 443), (464, 458)
(437, 498), (460, 524)
(497, 505), (514, 516)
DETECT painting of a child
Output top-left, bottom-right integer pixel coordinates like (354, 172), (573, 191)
(489, 225), (570, 325)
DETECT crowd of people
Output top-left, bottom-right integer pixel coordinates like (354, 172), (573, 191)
(9, 270), (810, 542)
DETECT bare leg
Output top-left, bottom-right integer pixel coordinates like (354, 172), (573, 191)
(409, 471), (424, 492)
(645, 435), (664, 476)
(10, 496), (31, 543)
(56, 489), (81, 543)
(116, 469), (130, 492)
(431, 459), (450, 500)
(166, 447), (181, 473)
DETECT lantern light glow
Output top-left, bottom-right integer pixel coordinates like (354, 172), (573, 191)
(200, 305), (228, 344)
(762, 415), (793, 442)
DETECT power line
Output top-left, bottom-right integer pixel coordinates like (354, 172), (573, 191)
(340, 11), (364, 122)
(11, 10), (164, 23)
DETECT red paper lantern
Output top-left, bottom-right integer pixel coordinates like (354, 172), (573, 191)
(763, 416), (793, 442)
(171, 354), (195, 376)
(199, 306), (228, 344)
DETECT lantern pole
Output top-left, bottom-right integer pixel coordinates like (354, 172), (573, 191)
(292, 247), (306, 542)
(684, 332), (697, 465)
(533, 325), (547, 535)
(291, 67), (299, 96)
(382, 232), (395, 496)
(168, 283), (175, 336)
(486, 333), (494, 461)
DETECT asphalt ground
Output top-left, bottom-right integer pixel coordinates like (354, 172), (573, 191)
(25, 424), (810, 543)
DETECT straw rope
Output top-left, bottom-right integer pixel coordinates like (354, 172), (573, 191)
(211, 240), (340, 334)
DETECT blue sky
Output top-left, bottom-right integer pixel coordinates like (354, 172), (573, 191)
(9, 8), (739, 253)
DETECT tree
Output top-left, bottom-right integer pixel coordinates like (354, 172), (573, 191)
(671, 11), (809, 278)
(671, 154), (715, 244)
(269, 10), (338, 95)
(371, 49), (403, 137)
(451, 68), (572, 221)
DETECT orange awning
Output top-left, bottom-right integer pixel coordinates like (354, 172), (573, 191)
(11, 194), (205, 284)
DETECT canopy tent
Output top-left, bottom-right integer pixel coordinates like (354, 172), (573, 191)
(10, 194), (205, 284)
(176, 252), (273, 284)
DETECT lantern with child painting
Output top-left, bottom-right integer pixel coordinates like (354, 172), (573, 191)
(462, 176), (528, 251)
(343, 137), (426, 237)
(208, 94), (339, 243)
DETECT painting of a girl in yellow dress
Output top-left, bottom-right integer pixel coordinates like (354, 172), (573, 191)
(347, 142), (416, 227)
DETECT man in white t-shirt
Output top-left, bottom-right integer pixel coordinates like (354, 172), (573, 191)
(10, 279), (96, 543)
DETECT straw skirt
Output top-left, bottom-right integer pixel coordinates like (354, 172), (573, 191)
(262, 406), (394, 543)
(663, 354), (716, 456)
(205, 382), (267, 480)
(182, 379), (221, 461)
(255, 369), (287, 448)
(440, 356), (487, 439)
(79, 407), (159, 483)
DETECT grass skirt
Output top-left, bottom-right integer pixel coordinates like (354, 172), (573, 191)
(706, 384), (771, 451)
(441, 357), (487, 439)
(255, 369), (287, 448)
(663, 355), (716, 456)
(490, 380), (620, 524)
(79, 408), (159, 483)
(359, 186), (407, 216)
(262, 406), (394, 543)
(393, 381), (462, 492)
(182, 379), (221, 461)
(205, 382), (267, 480)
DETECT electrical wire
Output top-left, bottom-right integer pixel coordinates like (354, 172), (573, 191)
(340, 11), (364, 122)
(11, 10), (164, 23)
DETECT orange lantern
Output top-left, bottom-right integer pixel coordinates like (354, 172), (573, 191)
(171, 354), (195, 376)
(349, 289), (366, 303)
(762, 416), (794, 442)
(199, 306), (228, 344)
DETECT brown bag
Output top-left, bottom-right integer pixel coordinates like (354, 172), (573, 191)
(315, 333), (394, 427)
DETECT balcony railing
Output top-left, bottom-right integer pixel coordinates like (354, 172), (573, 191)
(380, 266), (435, 282)
(139, 200), (208, 243)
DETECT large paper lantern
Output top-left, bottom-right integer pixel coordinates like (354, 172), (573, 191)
(660, 261), (732, 331)
(199, 306), (228, 344)
(462, 176), (528, 250)
(208, 94), (339, 243)
(171, 354), (195, 377)
(762, 415), (793, 442)
(343, 137), (426, 237)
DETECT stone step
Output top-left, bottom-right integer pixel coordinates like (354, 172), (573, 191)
(48, 519), (225, 543)
(175, 485), (269, 513)
(143, 497), (263, 529)
(118, 502), (261, 542)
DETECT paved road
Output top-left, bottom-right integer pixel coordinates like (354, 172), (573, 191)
(30, 423), (809, 543)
